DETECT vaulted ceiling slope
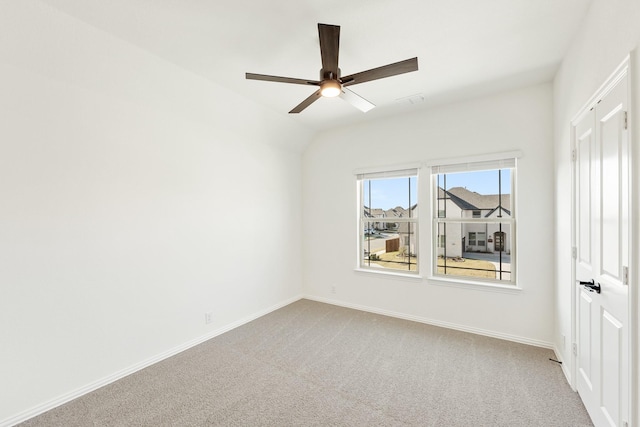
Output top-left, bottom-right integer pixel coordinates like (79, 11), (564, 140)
(40, 0), (592, 132)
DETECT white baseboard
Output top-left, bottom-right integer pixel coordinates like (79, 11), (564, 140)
(304, 295), (555, 349)
(552, 345), (575, 391)
(1, 295), (303, 427)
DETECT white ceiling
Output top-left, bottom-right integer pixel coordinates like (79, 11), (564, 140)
(39, 0), (592, 132)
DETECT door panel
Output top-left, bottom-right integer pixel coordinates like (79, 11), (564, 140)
(574, 70), (629, 427)
(600, 107), (623, 281)
(601, 309), (622, 425)
(578, 291), (593, 389)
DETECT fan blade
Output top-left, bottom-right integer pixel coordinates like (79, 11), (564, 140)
(246, 73), (320, 86)
(289, 89), (322, 114)
(341, 57), (418, 87)
(340, 88), (375, 112)
(318, 23), (340, 77)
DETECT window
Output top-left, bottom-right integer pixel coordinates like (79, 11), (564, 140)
(468, 232), (477, 246)
(358, 168), (418, 273)
(477, 232), (486, 246)
(432, 157), (515, 284)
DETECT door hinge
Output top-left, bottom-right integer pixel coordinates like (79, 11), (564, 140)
(623, 266), (628, 286)
(571, 148), (576, 161)
(572, 247), (577, 259)
(623, 111), (628, 130)
(573, 343), (577, 356)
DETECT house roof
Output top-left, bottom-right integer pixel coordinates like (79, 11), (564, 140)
(438, 188), (478, 211)
(446, 187), (510, 211)
(364, 205), (417, 218)
(367, 188), (508, 215)
(363, 207), (385, 218)
(485, 206), (512, 217)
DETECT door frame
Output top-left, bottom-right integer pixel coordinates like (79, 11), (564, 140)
(570, 53), (638, 426)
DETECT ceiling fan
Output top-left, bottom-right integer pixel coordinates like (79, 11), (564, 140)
(246, 23), (419, 114)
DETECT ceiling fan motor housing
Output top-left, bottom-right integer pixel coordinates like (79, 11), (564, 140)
(321, 68), (341, 81)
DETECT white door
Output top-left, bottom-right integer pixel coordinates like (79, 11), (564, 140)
(574, 72), (630, 427)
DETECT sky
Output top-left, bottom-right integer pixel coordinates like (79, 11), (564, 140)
(363, 169), (511, 210)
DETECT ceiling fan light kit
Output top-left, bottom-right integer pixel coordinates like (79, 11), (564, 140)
(246, 23), (418, 114)
(320, 79), (341, 97)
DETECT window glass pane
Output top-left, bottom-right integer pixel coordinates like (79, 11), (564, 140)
(477, 232), (486, 246)
(363, 176), (417, 212)
(439, 169), (511, 195)
(435, 169), (511, 219)
(468, 232), (476, 246)
(360, 174), (418, 274)
(363, 222), (417, 272)
(437, 222), (512, 282)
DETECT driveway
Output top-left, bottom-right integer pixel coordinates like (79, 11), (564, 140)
(463, 251), (511, 280)
(463, 251), (510, 263)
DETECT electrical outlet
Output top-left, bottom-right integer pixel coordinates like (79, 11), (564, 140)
(331, 285), (336, 294)
(205, 312), (213, 324)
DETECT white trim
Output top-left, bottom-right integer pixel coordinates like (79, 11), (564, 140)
(354, 267), (422, 281)
(569, 97), (578, 393)
(357, 167), (420, 275)
(362, 217), (417, 223)
(1, 295), (303, 427)
(427, 276), (522, 294)
(424, 150), (523, 168)
(356, 168), (418, 180)
(430, 158), (517, 286)
(553, 346), (574, 390)
(353, 162), (422, 176)
(304, 295), (553, 349)
(571, 55), (630, 126)
(629, 48), (639, 427)
(435, 218), (515, 224)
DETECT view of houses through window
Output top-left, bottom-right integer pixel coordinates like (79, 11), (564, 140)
(359, 169), (418, 273)
(357, 159), (515, 284)
(433, 162), (515, 284)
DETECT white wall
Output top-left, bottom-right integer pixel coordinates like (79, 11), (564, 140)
(302, 83), (555, 346)
(553, 1), (640, 422)
(0, 2), (311, 423)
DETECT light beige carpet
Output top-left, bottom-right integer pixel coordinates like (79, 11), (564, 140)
(20, 299), (593, 426)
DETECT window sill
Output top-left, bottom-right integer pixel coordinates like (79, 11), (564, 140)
(427, 276), (522, 294)
(354, 268), (423, 281)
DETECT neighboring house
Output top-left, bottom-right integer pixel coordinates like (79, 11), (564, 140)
(437, 187), (511, 258)
(365, 186), (510, 258)
(363, 204), (418, 255)
(363, 206), (386, 231)
(382, 206), (409, 231)
(396, 204), (418, 254)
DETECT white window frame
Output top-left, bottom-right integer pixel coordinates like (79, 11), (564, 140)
(429, 155), (517, 286)
(356, 166), (420, 276)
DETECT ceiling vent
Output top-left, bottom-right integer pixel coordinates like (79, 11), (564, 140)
(396, 94), (425, 105)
